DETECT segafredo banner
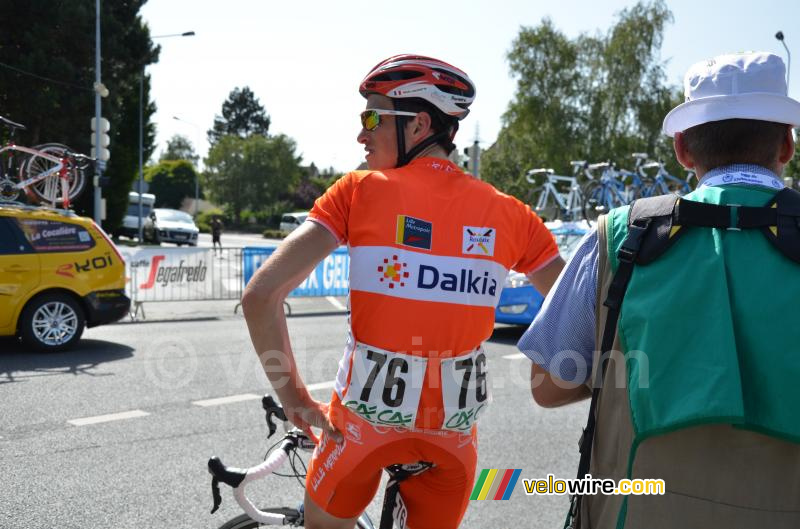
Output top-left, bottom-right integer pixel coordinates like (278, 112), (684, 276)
(119, 247), (240, 301)
(242, 246), (349, 297)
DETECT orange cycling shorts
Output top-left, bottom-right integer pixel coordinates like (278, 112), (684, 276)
(306, 399), (477, 529)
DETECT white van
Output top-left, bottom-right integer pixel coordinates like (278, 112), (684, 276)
(279, 211), (309, 233)
(118, 192), (156, 239)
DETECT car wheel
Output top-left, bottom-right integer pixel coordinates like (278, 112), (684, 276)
(19, 292), (85, 352)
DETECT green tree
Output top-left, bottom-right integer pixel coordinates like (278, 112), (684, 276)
(207, 87), (270, 146)
(203, 134), (302, 223)
(160, 134), (199, 165)
(145, 159), (199, 209)
(0, 1), (159, 230)
(481, 0), (683, 196)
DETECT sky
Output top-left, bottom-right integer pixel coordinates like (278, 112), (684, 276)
(140, 0), (800, 173)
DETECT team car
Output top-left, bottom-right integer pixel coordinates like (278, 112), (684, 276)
(495, 221), (590, 325)
(0, 204), (130, 351)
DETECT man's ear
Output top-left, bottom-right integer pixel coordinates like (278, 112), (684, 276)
(673, 132), (696, 169)
(408, 111), (432, 141)
(778, 125), (796, 164)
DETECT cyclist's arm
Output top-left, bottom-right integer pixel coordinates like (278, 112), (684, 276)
(526, 256), (565, 296)
(241, 222), (338, 418)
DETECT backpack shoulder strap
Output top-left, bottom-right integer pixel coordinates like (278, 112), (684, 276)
(762, 187), (800, 264)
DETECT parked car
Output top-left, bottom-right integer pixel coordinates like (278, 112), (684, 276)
(0, 203), (130, 351)
(279, 211), (309, 233)
(143, 208), (199, 246)
(495, 221), (590, 325)
(116, 191), (156, 240)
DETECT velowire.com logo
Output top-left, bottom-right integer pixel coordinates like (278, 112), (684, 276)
(470, 469), (522, 501)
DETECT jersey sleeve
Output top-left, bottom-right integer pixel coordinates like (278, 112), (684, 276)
(308, 172), (360, 244)
(510, 200), (560, 274)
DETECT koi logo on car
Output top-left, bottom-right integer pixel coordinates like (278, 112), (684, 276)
(56, 253), (114, 278)
(139, 255), (208, 289)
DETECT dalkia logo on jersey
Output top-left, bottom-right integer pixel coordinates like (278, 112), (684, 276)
(462, 227), (496, 256)
(396, 215), (433, 250)
(377, 255), (409, 289)
(377, 256), (498, 296)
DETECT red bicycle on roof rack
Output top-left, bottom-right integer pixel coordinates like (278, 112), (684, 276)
(0, 115), (92, 208)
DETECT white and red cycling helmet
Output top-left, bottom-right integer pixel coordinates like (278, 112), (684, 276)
(359, 54), (476, 120)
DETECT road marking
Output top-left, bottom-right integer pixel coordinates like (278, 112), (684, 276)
(326, 296), (346, 311)
(68, 410), (150, 427)
(502, 353), (528, 360)
(192, 393), (261, 407)
(307, 380), (336, 391)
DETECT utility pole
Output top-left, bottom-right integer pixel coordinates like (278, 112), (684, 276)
(93, 0), (103, 223)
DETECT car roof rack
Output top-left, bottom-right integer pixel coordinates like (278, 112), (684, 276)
(0, 200), (77, 217)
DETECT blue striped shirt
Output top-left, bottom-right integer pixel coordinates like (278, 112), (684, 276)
(517, 164), (785, 383)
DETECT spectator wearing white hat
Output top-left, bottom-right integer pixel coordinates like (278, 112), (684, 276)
(519, 51), (800, 529)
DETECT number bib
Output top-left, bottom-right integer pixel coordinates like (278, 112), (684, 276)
(342, 344), (427, 429)
(440, 348), (491, 431)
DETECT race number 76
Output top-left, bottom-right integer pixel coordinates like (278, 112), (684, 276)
(454, 351), (488, 408)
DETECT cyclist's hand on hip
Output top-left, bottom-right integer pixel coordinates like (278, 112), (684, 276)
(286, 397), (343, 444)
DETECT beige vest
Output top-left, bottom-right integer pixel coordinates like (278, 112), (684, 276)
(579, 215), (800, 529)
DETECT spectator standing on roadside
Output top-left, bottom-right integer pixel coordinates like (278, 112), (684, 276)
(519, 51), (800, 528)
(211, 216), (223, 255)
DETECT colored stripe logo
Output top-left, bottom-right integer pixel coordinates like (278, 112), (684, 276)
(470, 468), (522, 500)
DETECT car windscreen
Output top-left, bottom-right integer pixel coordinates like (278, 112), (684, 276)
(127, 203), (152, 216)
(156, 210), (193, 223)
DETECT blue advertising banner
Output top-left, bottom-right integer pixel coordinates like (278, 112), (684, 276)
(242, 246), (350, 297)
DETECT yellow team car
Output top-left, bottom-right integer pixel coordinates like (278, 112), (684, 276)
(0, 204), (130, 351)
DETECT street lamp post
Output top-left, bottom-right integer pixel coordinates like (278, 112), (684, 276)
(776, 31), (791, 87)
(137, 31), (195, 243)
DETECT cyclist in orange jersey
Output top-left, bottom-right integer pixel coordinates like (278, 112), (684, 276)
(241, 54), (565, 529)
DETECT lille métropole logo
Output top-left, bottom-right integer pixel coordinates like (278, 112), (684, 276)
(377, 255), (409, 289)
(470, 469), (522, 501)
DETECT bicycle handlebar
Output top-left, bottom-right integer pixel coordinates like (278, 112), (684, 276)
(525, 168), (554, 184)
(209, 443), (294, 524)
(209, 395), (314, 524)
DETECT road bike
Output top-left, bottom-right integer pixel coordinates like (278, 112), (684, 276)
(639, 159), (694, 197)
(208, 395), (435, 529)
(527, 161), (586, 221)
(0, 115), (91, 208)
(581, 162), (631, 222)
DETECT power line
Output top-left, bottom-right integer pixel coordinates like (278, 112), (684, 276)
(0, 60), (93, 92)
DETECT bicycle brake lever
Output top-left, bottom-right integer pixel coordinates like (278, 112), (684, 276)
(210, 476), (222, 514)
(262, 395), (288, 438)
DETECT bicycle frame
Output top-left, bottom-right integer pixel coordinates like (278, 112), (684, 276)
(530, 170), (583, 221)
(0, 144), (71, 207)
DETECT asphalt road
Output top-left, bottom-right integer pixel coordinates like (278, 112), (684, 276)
(0, 298), (588, 528)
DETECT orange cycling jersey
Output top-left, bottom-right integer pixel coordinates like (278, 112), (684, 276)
(309, 157), (559, 430)
(305, 158), (557, 526)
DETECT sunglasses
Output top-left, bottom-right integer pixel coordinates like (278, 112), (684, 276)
(360, 109), (419, 131)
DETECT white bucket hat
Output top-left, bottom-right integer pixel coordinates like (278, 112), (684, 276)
(662, 51), (800, 136)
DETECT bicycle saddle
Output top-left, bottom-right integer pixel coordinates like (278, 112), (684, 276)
(0, 115), (26, 130)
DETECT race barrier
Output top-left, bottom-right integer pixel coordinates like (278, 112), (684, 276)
(118, 245), (350, 320)
(241, 246), (350, 297)
(119, 246), (243, 320)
